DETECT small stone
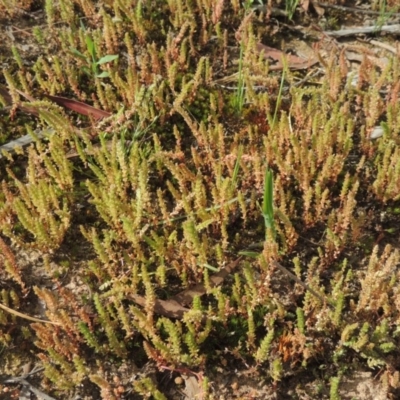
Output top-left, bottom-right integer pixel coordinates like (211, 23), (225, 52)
(175, 376), (184, 385)
(369, 126), (384, 140)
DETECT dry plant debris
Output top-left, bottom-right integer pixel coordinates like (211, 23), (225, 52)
(1, 0), (400, 399)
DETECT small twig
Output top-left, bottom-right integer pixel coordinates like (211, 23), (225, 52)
(369, 39), (398, 54)
(0, 302), (61, 325)
(324, 24), (400, 38)
(214, 83), (277, 91)
(9, 25), (33, 36)
(314, 2), (400, 17)
(292, 69), (324, 87)
(2, 364), (53, 400)
(4, 377), (56, 400)
(0, 129), (55, 159)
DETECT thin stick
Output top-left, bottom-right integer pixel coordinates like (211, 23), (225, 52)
(0, 302), (61, 325)
(324, 24), (400, 38)
(315, 2), (400, 17)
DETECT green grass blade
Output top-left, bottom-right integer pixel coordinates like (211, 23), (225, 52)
(262, 167), (276, 240)
(230, 144), (243, 196)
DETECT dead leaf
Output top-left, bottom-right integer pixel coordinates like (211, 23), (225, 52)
(128, 294), (190, 319)
(127, 257), (242, 319)
(255, 43), (319, 70)
(183, 375), (202, 400)
(44, 95), (111, 120)
(0, 84), (40, 116)
(0, 84), (13, 104)
(300, 0), (310, 12)
(0, 86), (111, 121)
(311, 0), (325, 16)
(171, 257), (242, 305)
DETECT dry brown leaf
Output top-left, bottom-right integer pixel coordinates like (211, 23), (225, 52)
(128, 294), (190, 319)
(300, 0), (310, 12)
(255, 43), (319, 70)
(311, 0), (325, 16)
(171, 257), (242, 305)
(45, 95), (111, 120)
(183, 375), (202, 400)
(127, 257), (242, 319)
(0, 85), (111, 121)
(0, 84), (40, 116)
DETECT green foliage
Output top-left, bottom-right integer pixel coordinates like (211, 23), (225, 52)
(69, 28), (119, 79)
(133, 377), (168, 400)
(0, 129), (73, 251)
(255, 325), (275, 363)
(93, 293), (127, 358)
(232, 39), (246, 114)
(285, 0), (299, 20)
(330, 376), (341, 400)
(1, 0), (400, 398)
(296, 307), (305, 334)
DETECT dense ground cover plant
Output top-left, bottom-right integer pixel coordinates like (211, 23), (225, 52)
(1, 0), (400, 398)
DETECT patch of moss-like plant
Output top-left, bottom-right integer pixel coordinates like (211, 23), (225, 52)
(1, 0), (400, 398)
